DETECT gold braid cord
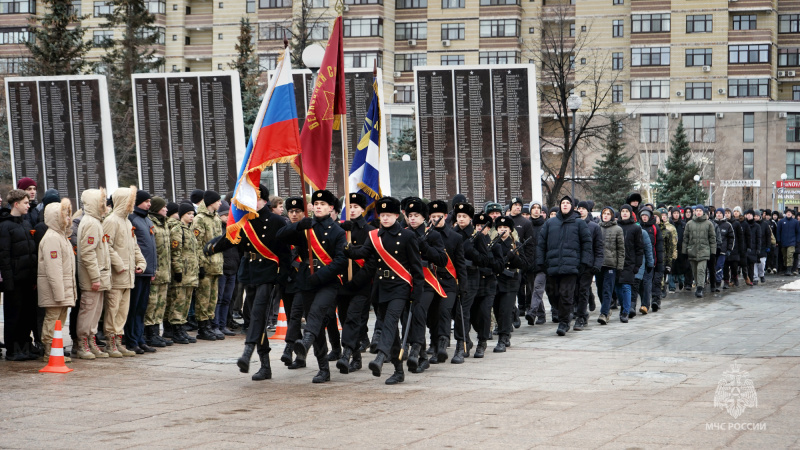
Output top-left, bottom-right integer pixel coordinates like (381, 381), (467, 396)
(334, 0), (344, 15)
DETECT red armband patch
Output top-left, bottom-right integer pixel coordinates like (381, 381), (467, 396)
(50, 251), (58, 259)
(88, 237), (94, 244)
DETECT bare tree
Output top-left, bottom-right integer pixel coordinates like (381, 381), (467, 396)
(525, 3), (622, 206)
(288, 1), (334, 68)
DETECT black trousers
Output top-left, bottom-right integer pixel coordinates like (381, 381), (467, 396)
(244, 283), (275, 355)
(286, 291), (304, 345)
(572, 271), (593, 321)
(302, 285), (339, 362)
(69, 287), (81, 340)
(551, 274), (578, 326)
(326, 306), (341, 350)
(494, 289), (516, 338)
(339, 291), (370, 350)
(376, 298), (406, 357)
(453, 272), (478, 344)
(3, 286), (37, 356)
(471, 277), (496, 342)
(545, 275), (559, 319)
(427, 290), (457, 343)
(408, 290), (434, 347)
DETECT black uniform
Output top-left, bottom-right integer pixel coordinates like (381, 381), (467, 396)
(508, 212), (535, 320)
(427, 223), (467, 362)
(453, 223), (488, 352)
(472, 231), (501, 346)
(493, 235), (527, 349)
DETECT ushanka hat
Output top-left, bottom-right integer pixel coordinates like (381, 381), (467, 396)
(453, 202), (475, 217)
(311, 189), (337, 206)
(375, 197), (401, 215)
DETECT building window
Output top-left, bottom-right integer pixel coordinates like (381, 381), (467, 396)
(344, 18), (383, 37)
(612, 52), (623, 70)
(480, 0), (519, 4)
(311, 0), (328, 6)
(136, 26), (165, 44)
(787, 150), (800, 177)
(145, 0), (165, 13)
(172, 34), (177, 41)
(743, 113), (754, 142)
(640, 151), (665, 180)
(569, 23), (575, 37)
(743, 150), (754, 179)
(787, 116), (800, 142)
(259, 22), (291, 40)
(391, 115), (414, 139)
(631, 80), (669, 100)
(395, 53), (426, 72)
(692, 151), (715, 179)
(640, 115), (668, 143)
(396, 22), (427, 40)
(67, 0), (81, 15)
(686, 48), (712, 66)
(632, 14), (670, 33)
(729, 44), (770, 64)
(631, 47), (670, 66)
(441, 55), (464, 65)
(794, 86), (800, 100)
(479, 19), (520, 37)
(780, 14), (800, 33)
(394, 85), (414, 103)
(259, 54), (278, 71)
(396, 0), (426, 8)
(93, 1), (111, 16)
(259, 0), (291, 8)
(345, 51), (382, 68)
(779, 48), (800, 67)
(0, 57), (28, 73)
(93, 30), (113, 47)
(612, 85), (623, 103)
(218, 33), (223, 40)
(0, 28), (29, 44)
(613, 0), (623, 4)
(732, 15), (756, 30)
(685, 82), (711, 101)
(310, 23), (329, 40)
(442, 0), (464, 8)
(440, 23), (464, 41)
(246, 0), (255, 12)
(479, 51), (520, 64)
(686, 15), (712, 33)
(728, 78), (769, 97)
(612, 19), (623, 37)
(683, 114), (715, 142)
(0, 0), (35, 13)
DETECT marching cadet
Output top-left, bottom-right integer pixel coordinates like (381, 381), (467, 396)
(281, 196), (307, 370)
(165, 203), (199, 344)
(507, 197), (535, 329)
(144, 197), (172, 348)
(492, 216), (528, 352)
(206, 184), (290, 381)
(192, 191), (224, 341)
(469, 212), (501, 358)
(344, 197), (424, 385)
(335, 193), (376, 374)
(402, 198), (446, 373)
(278, 189), (348, 384)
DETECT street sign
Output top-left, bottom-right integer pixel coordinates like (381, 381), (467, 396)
(721, 179), (761, 187)
(777, 180), (800, 188)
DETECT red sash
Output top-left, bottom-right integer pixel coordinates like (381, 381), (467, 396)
(368, 229), (412, 287)
(355, 259), (365, 268)
(242, 222), (280, 265)
(307, 229), (333, 265)
(423, 267), (446, 297)
(445, 253), (457, 279)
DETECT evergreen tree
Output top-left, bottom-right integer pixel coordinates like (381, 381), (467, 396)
(590, 119), (633, 209)
(654, 121), (705, 206)
(0, 90), (11, 189)
(229, 18), (263, 140)
(99, 0), (164, 187)
(23, 0), (92, 76)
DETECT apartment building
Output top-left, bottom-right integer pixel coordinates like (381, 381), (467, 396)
(3, 0), (800, 207)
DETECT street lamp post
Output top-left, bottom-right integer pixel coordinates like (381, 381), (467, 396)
(302, 43), (325, 89)
(781, 172), (788, 213)
(694, 174), (701, 205)
(567, 94), (582, 199)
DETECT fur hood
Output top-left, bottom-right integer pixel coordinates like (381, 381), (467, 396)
(44, 198), (72, 236)
(81, 188), (107, 221)
(112, 186), (137, 218)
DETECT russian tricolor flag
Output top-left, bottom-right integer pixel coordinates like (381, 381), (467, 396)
(226, 46), (301, 243)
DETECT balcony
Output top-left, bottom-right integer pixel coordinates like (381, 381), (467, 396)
(630, 0), (671, 13)
(729, 28), (773, 43)
(185, 13), (212, 30)
(184, 44), (212, 60)
(728, 0), (776, 12)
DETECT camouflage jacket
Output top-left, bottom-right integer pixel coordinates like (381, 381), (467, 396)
(149, 213), (172, 285)
(171, 220), (199, 287)
(192, 202), (224, 275)
(659, 222), (678, 267)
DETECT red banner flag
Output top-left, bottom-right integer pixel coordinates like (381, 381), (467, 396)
(293, 16), (347, 191)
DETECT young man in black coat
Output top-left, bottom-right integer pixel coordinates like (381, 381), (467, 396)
(615, 205), (644, 323)
(507, 197), (535, 328)
(572, 201), (604, 330)
(492, 216), (528, 352)
(452, 201), (488, 362)
(714, 208), (734, 290)
(535, 196), (592, 336)
(525, 201), (548, 325)
(470, 213), (502, 358)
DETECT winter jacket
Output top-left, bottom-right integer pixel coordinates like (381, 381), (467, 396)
(636, 228), (654, 280)
(715, 219), (735, 257)
(23, 198), (39, 230)
(584, 215), (605, 272)
(170, 220), (199, 287)
(192, 202), (224, 275)
(77, 189), (112, 292)
(640, 216), (664, 272)
(535, 209), (592, 276)
(682, 214), (717, 261)
(659, 222), (677, 267)
(509, 212), (535, 271)
(617, 216), (644, 285)
(130, 206), (157, 278)
(728, 218), (744, 263)
(777, 215), (800, 248)
(222, 246), (241, 276)
(746, 219), (761, 263)
(104, 187), (147, 289)
(495, 236), (527, 293)
(738, 217), (751, 262)
(148, 213), (172, 284)
(530, 215), (546, 273)
(599, 218), (625, 271)
(0, 207), (37, 292)
(37, 200), (77, 308)
(758, 219), (772, 258)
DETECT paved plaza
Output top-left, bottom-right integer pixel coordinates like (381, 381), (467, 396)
(1, 279), (798, 449)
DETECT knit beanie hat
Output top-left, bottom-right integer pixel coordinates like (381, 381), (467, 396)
(149, 196), (167, 214)
(190, 189), (205, 204)
(203, 190), (221, 206)
(135, 190), (151, 206)
(166, 202), (180, 217)
(17, 177), (36, 191)
(179, 202), (195, 218)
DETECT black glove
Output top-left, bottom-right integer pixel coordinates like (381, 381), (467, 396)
(307, 273), (321, 287)
(340, 221), (353, 232)
(198, 267), (206, 279)
(591, 266), (600, 275)
(173, 272), (183, 283)
(665, 265), (672, 274)
(204, 236), (222, 257)
(297, 217), (313, 231)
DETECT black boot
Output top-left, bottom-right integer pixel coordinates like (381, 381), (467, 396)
(186, 316), (199, 331)
(695, 286), (704, 298)
(556, 322), (568, 336)
(451, 341), (465, 364)
(171, 324), (189, 344)
(150, 325), (167, 347)
(157, 324), (172, 346)
(358, 335), (370, 353)
(369, 330), (381, 354)
(437, 336), (448, 362)
(474, 340), (486, 358)
(293, 331), (314, 360)
(280, 344), (293, 366)
(336, 346), (353, 374)
(407, 343), (421, 372)
(162, 321), (174, 340)
(288, 358), (306, 369)
(512, 307), (521, 329)
(182, 325), (197, 343)
(196, 320), (217, 341)
(369, 351), (387, 377)
(349, 349), (362, 372)
(493, 336), (507, 353)
(252, 350), (272, 381)
(312, 356), (330, 384)
(144, 325), (156, 347)
(385, 359), (405, 385)
(525, 310), (536, 326)
(327, 345), (342, 362)
(238, 343), (255, 373)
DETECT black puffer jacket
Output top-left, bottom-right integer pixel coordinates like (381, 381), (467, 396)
(738, 217), (751, 262)
(530, 215), (546, 274)
(758, 219), (772, 258)
(617, 216), (644, 285)
(746, 219), (761, 263)
(0, 207), (38, 292)
(716, 219), (734, 256)
(728, 218), (744, 263)
(535, 208), (592, 276)
(584, 216), (605, 272)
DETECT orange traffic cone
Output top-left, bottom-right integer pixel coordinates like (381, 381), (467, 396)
(40, 320), (73, 374)
(269, 299), (288, 341)
(336, 307), (342, 331)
